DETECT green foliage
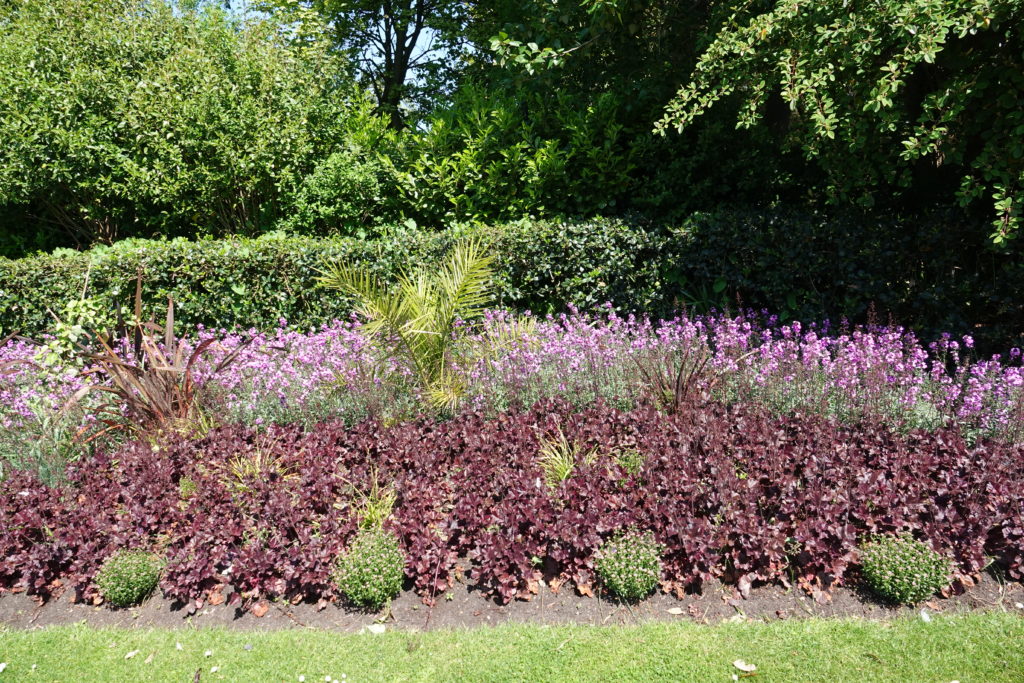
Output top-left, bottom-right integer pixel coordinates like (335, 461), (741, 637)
(613, 448), (644, 477)
(277, 148), (395, 238)
(0, 0), (384, 249)
(317, 238), (495, 411)
(332, 529), (406, 610)
(490, 216), (669, 315)
(859, 534), (952, 605)
(178, 477), (198, 502)
(1, 210), (1020, 351)
(388, 86), (641, 225)
(469, 0), (796, 222)
(658, 0), (1024, 242)
(259, 0), (469, 127)
(595, 529), (664, 602)
(36, 296), (114, 370)
(537, 428), (595, 489)
(94, 550), (162, 608)
(0, 407), (84, 485)
(0, 228), (457, 337)
(669, 206), (1024, 341)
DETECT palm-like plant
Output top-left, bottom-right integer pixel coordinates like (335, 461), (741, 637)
(317, 239), (494, 412)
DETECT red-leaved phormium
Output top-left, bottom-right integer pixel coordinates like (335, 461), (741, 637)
(1, 399), (1022, 606)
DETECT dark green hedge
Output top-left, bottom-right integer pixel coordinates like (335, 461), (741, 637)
(673, 207), (1024, 345)
(2, 210), (1020, 350)
(0, 218), (668, 335)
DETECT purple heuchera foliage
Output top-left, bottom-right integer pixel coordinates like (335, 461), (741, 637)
(1, 400), (1023, 605)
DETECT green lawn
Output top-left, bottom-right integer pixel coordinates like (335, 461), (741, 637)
(1, 613), (1022, 682)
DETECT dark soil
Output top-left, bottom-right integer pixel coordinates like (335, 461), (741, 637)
(2, 573), (1021, 632)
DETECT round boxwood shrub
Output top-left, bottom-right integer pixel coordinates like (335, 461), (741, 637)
(332, 529), (406, 610)
(95, 550), (162, 607)
(595, 529), (664, 601)
(859, 534), (952, 605)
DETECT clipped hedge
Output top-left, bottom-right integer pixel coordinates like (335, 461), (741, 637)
(0, 217), (667, 335)
(1, 209), (1021, 350)
(0, 228), (456, 335)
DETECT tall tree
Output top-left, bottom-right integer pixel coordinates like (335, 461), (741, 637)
(657, 0), (1024, 242)
(261, 0), (470, 128)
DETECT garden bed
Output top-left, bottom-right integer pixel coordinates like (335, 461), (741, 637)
(1, 570), (1021, 632)
(3, 399), (1023, 616)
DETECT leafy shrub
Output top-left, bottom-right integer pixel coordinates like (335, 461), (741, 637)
(95, 550), (162, 608)
(332, 529), (406, 610)
(860, 535), (952, 605)
(595, 530), (663, 601)
(670, 206), (1024, 351)
(0, 0), (382, 249)
(0, 228), (455, 338)
(3, 208), (1020, 352)
(387, 85), (641, 226)
(1, 400), (1022, 606)
(659, 0), (1024, 241)
(278, 149), (395, 237)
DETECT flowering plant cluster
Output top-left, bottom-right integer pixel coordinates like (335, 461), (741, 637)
(94, 549), (163, 608)
(1, 399), (1021, 607)
(594, 530), (664, 601)
(332, 529), (406, 610)
(464, 308), (1024, 442)
(2, 308), (1022, 479)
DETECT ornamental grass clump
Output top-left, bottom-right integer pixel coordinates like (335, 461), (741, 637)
(95, 549), (162, 607)
(860, 534), (952, 605)
(596, 530), (664, 601)
(332, 529), (405, 610)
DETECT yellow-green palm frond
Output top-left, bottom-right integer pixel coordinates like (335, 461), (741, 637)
(316, 262), (410, 337)
(317, 238), (494, 414)
(427, 370), (467, 415)
(434, 238), (495, 326)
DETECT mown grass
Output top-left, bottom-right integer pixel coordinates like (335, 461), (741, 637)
(1, 612), (1022, 681)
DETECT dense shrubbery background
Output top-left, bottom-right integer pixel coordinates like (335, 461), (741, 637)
(0, 0), (392, 252)
(1, 0), (1021, 350)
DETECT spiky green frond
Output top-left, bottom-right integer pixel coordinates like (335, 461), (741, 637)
(317, 239), (495, 413)
(316, 262), (408, 338)
(436, 238), (495, 322)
